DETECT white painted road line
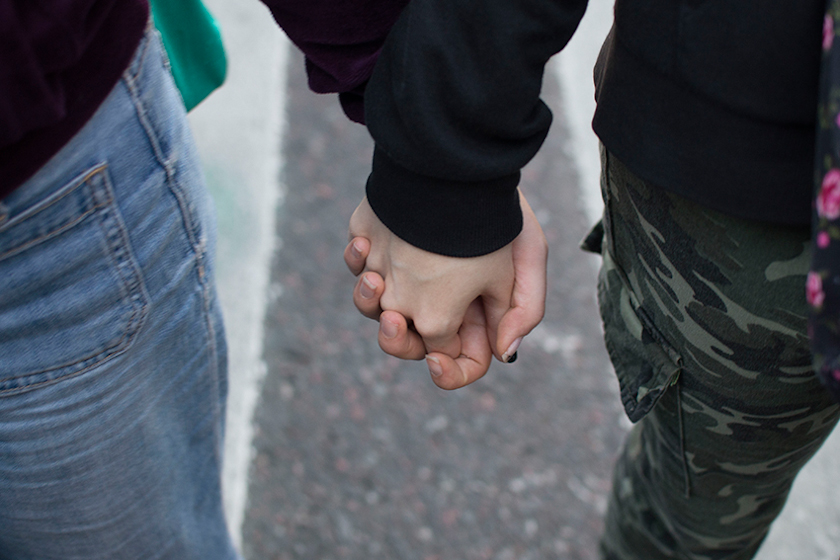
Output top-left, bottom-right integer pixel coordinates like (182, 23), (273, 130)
(555, 0), (612, 227)
(186, 0), (289, 551)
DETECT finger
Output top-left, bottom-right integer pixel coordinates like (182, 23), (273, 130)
(414, 320), (463, 361)
(496, 194), (548, 363)
(426, 300), (493, 390)
(344, 237), (371, 276)
(378, 310), (427, 360)
(407, 295), (473, 360)
(353, 272), (385, 320)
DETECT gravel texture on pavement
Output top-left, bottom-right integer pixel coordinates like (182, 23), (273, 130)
(242, 54), (628, 560)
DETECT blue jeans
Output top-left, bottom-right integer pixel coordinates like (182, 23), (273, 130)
(0, 27), (238, 560)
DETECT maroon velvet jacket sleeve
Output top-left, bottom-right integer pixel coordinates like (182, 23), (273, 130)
(259, 0), (409, 123)
(0, 0), (127, 146)
(0, 0), (148, 197)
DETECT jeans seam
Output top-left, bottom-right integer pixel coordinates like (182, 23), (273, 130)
(123, 28), (221, 454)
(122, 32), (204, 258)
(123, 57), (178, 191)
(202, 280), (223, 466)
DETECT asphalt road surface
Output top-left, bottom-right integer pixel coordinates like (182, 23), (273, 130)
(240, 51), (627, 560)
(187, 1), (840, 558)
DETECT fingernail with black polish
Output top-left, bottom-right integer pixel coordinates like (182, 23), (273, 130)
(502, 337), (523, 363)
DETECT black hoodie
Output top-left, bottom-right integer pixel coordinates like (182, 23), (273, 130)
(364, 0), (823, 257)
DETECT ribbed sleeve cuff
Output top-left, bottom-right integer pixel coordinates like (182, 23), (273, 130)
(366, 146), (523, 257)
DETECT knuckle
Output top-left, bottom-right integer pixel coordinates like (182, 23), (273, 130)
(378, 291), (397, 313)
(414, 316), (458, 341)
(531, 306), (546, 326)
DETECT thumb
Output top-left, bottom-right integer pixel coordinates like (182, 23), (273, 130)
(495, 189), (548, 363)
(481, 286), (514, 362)
(495, 269), (546, 362)
(479, 250), (516, 361)
(496, 305), (539, 363)
(426, 299), (493, 389)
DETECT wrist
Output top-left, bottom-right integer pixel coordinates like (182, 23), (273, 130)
(365, 146), (523, 257)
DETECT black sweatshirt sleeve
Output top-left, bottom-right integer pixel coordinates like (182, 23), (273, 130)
(364, 0), (588, 257)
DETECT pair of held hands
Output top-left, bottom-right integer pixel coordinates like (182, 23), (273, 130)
(343, 191), (548, 390)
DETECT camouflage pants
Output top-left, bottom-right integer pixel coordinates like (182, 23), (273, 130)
(592, 149), (840, 560)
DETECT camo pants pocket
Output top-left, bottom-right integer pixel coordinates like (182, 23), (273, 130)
(595, 147), (682, 423)
(595, 146), (840, 560)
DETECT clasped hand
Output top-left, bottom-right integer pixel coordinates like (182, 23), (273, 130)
(344, 191), (548, 389)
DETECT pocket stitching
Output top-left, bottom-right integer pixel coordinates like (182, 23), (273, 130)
(600, 152), (683, 422)
(0, 165), (110, 262)
(0, 166), (150, 395)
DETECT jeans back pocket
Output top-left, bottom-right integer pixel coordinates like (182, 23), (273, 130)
(0, 165), (149, 395)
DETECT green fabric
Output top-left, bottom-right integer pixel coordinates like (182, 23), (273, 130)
(150, 0), (227, 112)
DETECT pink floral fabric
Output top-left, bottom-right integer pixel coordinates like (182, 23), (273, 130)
(810, 0), (840, 400)
(817, 168), (840, 219)
(825, 13), (835, 51)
